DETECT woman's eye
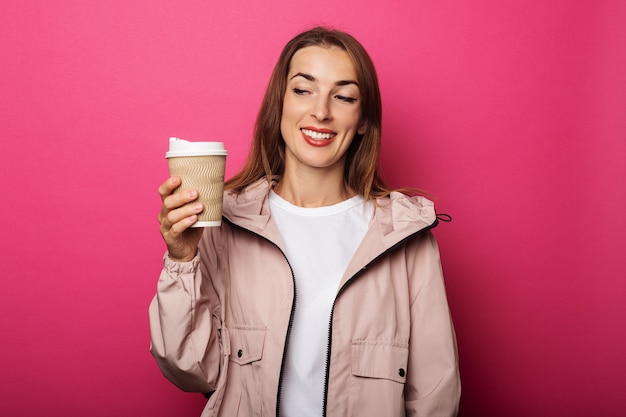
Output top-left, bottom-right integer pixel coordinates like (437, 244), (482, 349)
(293, 88), (308, 95)
(336, 95), (357, 103)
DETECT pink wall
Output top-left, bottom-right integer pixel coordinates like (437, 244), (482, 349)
(1, 1), (624, 416)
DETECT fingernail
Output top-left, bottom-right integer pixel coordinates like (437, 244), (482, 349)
(194, 203), (203, 211)
(187, 190), (197, 198)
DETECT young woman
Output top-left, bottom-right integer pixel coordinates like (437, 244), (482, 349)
(150, 27), (460, 417)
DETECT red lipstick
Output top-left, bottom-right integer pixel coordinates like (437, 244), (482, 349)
(300, 127), (337, 147)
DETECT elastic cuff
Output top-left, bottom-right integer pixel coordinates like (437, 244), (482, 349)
(163, 251), (200, 273)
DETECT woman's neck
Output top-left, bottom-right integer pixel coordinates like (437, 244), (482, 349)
(274, 167), (354, 208)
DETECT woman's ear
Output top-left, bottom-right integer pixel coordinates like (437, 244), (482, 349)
(357, 121), (367, 135)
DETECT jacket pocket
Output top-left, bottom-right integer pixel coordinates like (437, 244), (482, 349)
(224, 326), (266, 416)
(228, 326), (266, 365)
(351, 340), (409, 383)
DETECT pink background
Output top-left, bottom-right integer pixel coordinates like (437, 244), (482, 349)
(1, 1), (624, 416)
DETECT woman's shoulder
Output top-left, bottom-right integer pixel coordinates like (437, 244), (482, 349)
(371, 191), (438, 239)
(376, 191), (435, 214)
(222, 177), (274, 213)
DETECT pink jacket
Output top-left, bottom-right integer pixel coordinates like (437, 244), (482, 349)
(149, 178), (460, 417)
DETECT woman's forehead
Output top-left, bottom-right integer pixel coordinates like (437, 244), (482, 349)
(288, 45), (357, 83)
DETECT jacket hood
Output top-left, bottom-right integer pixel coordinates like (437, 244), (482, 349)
(223, 178), (275, 234)
(223, 177), (438, 249)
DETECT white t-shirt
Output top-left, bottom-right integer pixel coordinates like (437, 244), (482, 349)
(269, 190), (373, 417)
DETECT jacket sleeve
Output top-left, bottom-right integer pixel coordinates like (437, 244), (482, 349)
(148, 251), (222, 393)
(404, 232), (461, 416)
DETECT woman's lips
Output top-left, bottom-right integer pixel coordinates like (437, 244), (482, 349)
(301, 127), (337, 147)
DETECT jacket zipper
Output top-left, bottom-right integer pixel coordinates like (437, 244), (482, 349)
(221, 218), (297, 417)
(321, 219), (439, 416)
(275, 252), (297, 417)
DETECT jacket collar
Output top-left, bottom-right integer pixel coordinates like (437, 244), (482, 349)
(223, 177), (275, 234)
(340, 192), (437, 283)
(223, 178), (437, 285)
(223, 177), (438, 265)
(373, 191), (437, 247)
(222, 178), (288, 252)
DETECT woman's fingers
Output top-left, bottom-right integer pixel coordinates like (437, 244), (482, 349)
(162, 201), (203, 230)
(157, 176), (204, 261)
(158, 176), (199, 224)
(158, 176), (180, 201)
(163, 189), (198, 212)
(161, 212), (204, 262)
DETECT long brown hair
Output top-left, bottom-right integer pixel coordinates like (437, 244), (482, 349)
(225, 27), (394, 201)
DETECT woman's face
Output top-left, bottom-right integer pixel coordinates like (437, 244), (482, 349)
(280, 45), (366, 175)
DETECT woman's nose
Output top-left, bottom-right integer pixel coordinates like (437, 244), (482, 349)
(312, 96), (332, 121)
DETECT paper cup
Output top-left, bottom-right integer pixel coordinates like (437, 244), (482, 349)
(166, 137), (228, 227)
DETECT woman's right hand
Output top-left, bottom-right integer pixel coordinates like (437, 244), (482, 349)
(158, 176), (204, 262)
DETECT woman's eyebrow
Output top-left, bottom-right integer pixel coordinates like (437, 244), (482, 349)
(290, 72), (360, 87)
(291, 72), (316, 82)
(336, 79), (359, 87)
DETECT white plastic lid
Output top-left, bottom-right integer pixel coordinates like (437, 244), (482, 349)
(165, 137), (228, 158)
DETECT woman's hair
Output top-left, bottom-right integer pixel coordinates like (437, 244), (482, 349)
(225, 26), (394, 200)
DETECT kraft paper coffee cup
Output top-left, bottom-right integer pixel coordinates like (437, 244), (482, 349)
(166, 137), (228, 227)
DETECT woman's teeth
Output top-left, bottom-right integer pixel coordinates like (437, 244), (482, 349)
(302, 128), (336, 140)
